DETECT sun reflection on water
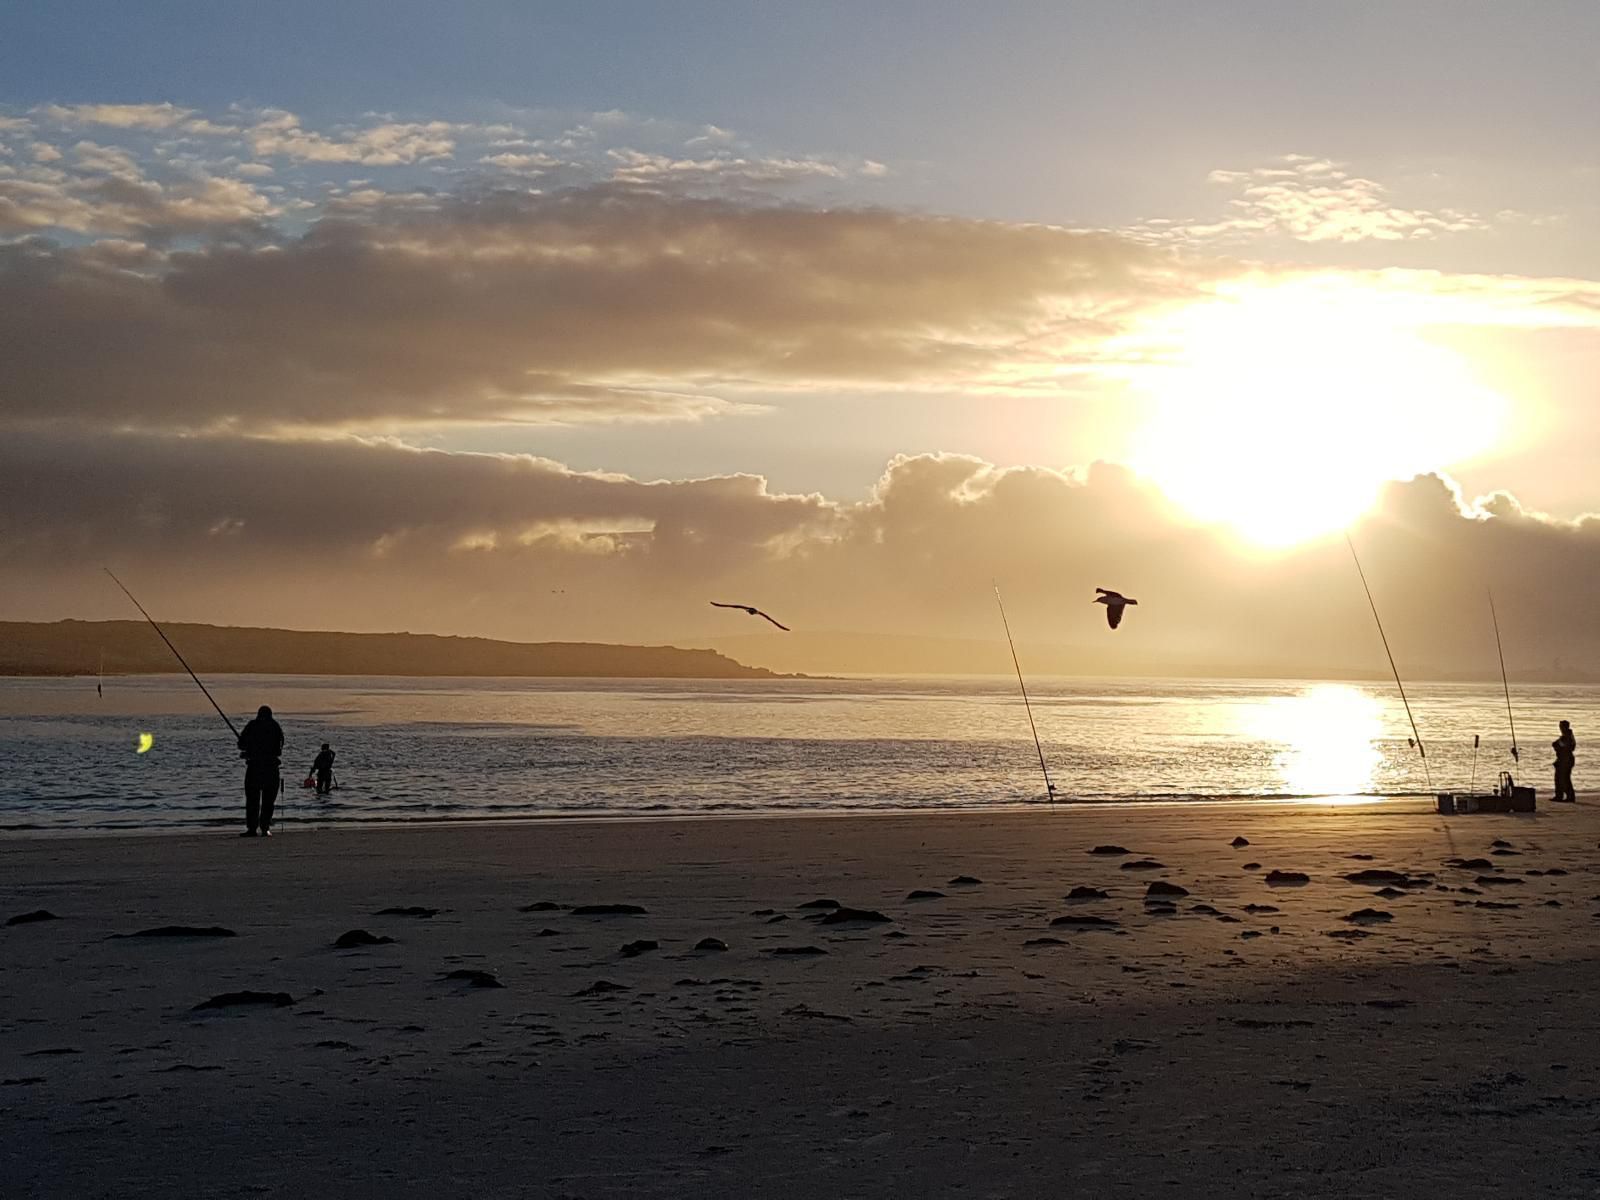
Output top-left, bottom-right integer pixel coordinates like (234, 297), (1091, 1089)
(1241, 684), (1385, 799)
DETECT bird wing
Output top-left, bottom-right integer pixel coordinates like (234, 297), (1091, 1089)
(1095, 587), (1113, 596)
(1106, 602), (1123, 630)
(755, 609), (791, 631)
(709, 601), (750, 612)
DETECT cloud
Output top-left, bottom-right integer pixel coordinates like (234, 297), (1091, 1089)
(3, 432), (1596, 678)
(1141, 156), (1489, 246)
(0, 162), (276, 237)
(0, 185), (1191, 431)
(245, 110), (457, 165)
(39, 102), (232, 135)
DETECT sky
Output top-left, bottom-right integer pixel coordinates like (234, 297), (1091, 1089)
(2, 2), (1598, 675)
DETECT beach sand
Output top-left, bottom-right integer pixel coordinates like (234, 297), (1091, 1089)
(4, 801), (1599, 1198)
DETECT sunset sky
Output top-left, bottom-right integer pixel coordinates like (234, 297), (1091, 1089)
(3, 2), (1597, 674)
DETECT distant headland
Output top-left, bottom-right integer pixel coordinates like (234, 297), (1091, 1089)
(0, 620), (793, 680)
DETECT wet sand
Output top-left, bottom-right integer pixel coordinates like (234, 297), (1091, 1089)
(4, 801), (1599, 1198)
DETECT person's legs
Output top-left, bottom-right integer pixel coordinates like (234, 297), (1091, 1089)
(259, 769), (280, 831)
(244, 767), (261, 833)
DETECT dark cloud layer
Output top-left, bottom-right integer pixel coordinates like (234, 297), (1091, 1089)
(3, 431), (1595, 676)
(0, 187), (1194, 432)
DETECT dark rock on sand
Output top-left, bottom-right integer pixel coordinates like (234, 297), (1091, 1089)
(1024, 936), (1067, 947)
(766, 914), (790, 923)
(694, 937), (729, 952)
(947, 876), (983, 886)
(1242, 862), (1262, 871)
(619, 939), (659, 957)
(122, 926), (237, 939)
(906, 890), (946, 900)
(1344, 870), (1425, 886)
(1243, 903), (1279, 914)
(1231, 836), (1250, 848)
(1240, 930), (1263, 940)
(1475, 875), (1523, 886)
(442, 969), (504, 989)
(820, 907), (892, 925)
(193, 991), (294, 1010)
(1146, 903), (1178, 915)
(1364, 999), (1414, 1010)
(1491, 848), (1521, 857)
(333, 929), (394, 949)
(1049, 915), (1119, 929)
(6, 910), (60, 926)
(374, 907), (438, 918)
(1066, 886), (1111, 900)
(518, 901), (564, 912)
(1264, 871), (1310, 886)
(1342, 909), (1394, 924)
(1446, 857), (1494, 870)
(1476, 901), (1520, 911)
(1089, 845), (1131, 856)
(765, 945), (828, 956)
(1544, 868), (1570, 877)
(1492, 839), (1513, 847)
(1120, 859), (1165, 871)
(1190, 904), (1221, 915)
(1145, 881), (1189, 898)
(1347, 854), (1375, 861)
(1326, 929), (1371, 940)
(1374, 887), (1407, 899)
(573, 980), (630, 996)
(535, 928), (562, 937)
(798, 898), (841, 910)
(570, 904), (648, 916)
(883, 930), (909, 939)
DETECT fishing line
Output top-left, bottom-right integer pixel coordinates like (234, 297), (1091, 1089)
(993, 584), (1056, 807)
(1488, 588), (1520, 765)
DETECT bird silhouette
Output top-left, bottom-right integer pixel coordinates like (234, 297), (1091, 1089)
(710, 601), (791, 631)
(1093, 588), (1138, 630)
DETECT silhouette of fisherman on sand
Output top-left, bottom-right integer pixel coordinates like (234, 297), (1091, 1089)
(237, 705), (284, 836)
(311, 743), (336, 795)
(1552, 720), (1577, 803)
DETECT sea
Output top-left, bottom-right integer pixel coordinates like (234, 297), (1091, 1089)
(0, 674), (1591, 834)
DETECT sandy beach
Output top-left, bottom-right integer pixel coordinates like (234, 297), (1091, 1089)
(4, 801), (1600, 1198)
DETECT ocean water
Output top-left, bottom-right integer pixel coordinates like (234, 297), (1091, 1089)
(0, 674), (1591, 834)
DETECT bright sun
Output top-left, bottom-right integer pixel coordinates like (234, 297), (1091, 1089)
(1126, 279), (1508, 548)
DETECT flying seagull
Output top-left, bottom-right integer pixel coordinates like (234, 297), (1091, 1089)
(710, 601), (791, 631)
(1093, 588), (1138, 630)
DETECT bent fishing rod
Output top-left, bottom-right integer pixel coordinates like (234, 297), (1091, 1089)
(994, 583), (1056, 807)
(1488, 588), (1520, 764)
(1345, 537), (1431, 791)
(104, 568), (240, 740)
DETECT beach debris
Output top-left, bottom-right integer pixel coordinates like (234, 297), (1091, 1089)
(1242, 862), (1261, 870)
(1049, 915), (1119, 929)
(947, 876), (983, 886)
(333, 929), (393, 949)
(1066, 886), (1110, 900)
(518, 901), (564, 912)
(1215, 914), (1242, 924)
(1240, 930), (1263, 940)
(1190, 904), (1221, 915)
(1446, 857), (1494, 870)
(535, 928), (562, 937)
(1094, 588), (1138, 629)
(193, 991), (294, 1010)
(619, 939), (659, 957)
(1089, 845), (1131, 856)
(374, 906), (438, 918)
(1120, 859), (1165, 871)
(1264, 871), (1310, 887)
(783, 1004), (852, 1023)
(1024, 936), (1066, 946)
(797, 898), (841, 909)
(694, 937), (728, 952)
(1476, 901), (1520, 910)
(1242, 903), (1279, 913)
(1326, 929), (1371, 940)
(1344, 870), (1427, 887)
(820, 907), (892, 925)
(1342, 909), (1394, 925)
(5, 910), (60, 926)
(906, 890), (945, 900)
(314, 1040), (359, 1051)
(1145, 881), (1190, 898)
(441, 969), (504, 989)
(764, 945), (828, 956)
(1347, 853), (1375, 861)
(570, 904), (647, 916)
(120, 925), (236, 938)
(1230, 836), (1250, 848)
(1475, 875), (1524, 886)
(573, 980), (630, 997)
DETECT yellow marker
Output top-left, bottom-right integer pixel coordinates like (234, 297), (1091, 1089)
(136, 732), (154, 755)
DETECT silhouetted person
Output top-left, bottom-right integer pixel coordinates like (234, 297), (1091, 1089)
(312, 743), (336, 795)
(238, 705), (284, 836)
(1553, 719), (1577, 803)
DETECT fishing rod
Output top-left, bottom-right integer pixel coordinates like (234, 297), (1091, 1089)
(1345, 536), (1431, 791)
(993, 583), (1056, 807)
(103, 568), (240, 740)
(1488, 588), (1520, 764)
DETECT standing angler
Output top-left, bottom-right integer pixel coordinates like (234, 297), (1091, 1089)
(237, 705), (284, 836)
(1552, 719), (1577, 803)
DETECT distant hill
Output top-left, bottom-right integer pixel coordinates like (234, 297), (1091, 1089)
(0, 620), (789, 680)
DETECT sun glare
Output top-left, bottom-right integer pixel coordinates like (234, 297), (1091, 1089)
(1242, 684), (1384, 798)
(1127, 280), (1508, 548)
